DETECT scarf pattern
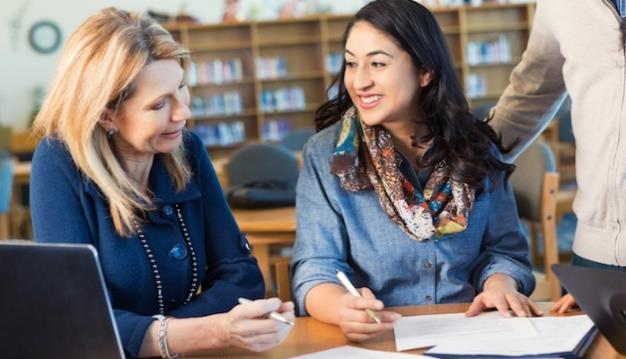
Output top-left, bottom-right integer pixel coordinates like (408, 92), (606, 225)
(330, 107), (474, 241)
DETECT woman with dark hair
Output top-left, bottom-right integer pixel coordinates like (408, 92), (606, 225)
(291, 0), (540, 341)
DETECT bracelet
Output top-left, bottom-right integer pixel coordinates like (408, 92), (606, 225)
(155, 316), (182, 359)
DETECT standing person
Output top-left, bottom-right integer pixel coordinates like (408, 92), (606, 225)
(292, 0), (540, 342)
(489, 0), (626, 313)
(30, 8), (293, 358)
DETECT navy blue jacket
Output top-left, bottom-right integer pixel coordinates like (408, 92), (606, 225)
(30, 132), (264, 357)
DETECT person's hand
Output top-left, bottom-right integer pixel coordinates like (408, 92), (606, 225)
(465, 273), (543, 318)
(338, 287), (401, 342)
(219, 297), (295, 352)
(551, 293), (577, 314)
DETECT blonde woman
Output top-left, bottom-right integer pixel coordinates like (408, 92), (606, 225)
(30, 8), (294, 358)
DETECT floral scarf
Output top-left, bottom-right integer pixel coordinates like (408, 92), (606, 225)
(330, 107), (474, 241)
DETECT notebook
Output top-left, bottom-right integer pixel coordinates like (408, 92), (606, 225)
(0, 241), (125, 359)
(553, 263), (626, 355)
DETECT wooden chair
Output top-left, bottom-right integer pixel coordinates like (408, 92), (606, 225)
(274, 260), (292, 302)
(511, 139), (561, 301)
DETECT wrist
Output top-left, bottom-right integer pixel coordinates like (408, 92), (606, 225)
(158, 317), (182, 359)
(210, 313), (233, 348)
(483, 273), (517, 291)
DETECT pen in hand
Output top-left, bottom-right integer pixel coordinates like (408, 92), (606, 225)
(335, 270), (382, 324)
(238, 298), (295, 326)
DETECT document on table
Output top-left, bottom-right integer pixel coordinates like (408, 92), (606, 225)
(394, 311), (539, 351)
(290, 345), (434, 358)
(426, 314), (595, 357)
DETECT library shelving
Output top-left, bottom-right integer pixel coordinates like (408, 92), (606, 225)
(165, 2), (534, 155)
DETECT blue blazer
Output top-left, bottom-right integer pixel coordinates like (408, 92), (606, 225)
(30, 132), (264, 357)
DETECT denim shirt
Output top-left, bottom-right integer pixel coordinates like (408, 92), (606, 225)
(291, 122), (534, 315)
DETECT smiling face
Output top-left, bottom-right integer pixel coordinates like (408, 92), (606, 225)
(110, 59), (191, 156)
(343, 21), (431, 128)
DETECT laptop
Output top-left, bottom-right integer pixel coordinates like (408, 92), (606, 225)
(553, 263), (626, 355)
(0, 242), (125, 359)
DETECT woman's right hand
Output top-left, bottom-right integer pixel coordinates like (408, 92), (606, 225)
(550, 293), (578, 314)
(219, 297), (295, 352)
(338, 287), (401, 342)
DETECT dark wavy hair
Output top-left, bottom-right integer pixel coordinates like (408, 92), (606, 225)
(315, 0), (514, 193)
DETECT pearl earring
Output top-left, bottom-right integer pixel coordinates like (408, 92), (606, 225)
(107, 128), (118, 139)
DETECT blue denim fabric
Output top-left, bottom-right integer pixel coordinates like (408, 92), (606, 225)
(291, 122), (535, 315)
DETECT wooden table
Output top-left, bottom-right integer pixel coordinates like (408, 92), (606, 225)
(190, 303), (625, 358)
(232, 207), (296, 294)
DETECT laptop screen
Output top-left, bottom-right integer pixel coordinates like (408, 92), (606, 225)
(0, 242), (124, 359)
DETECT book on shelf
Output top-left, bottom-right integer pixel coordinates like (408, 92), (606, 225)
(188, 59), (244, 86)
(193, 121), (246, 147)
(325, 52), (343, 74)
(466, 35), (512, 66)
(256, 56), (288, 79)
(191, 91), (243, 117)
(262, 119), (292, 142)
(260, 87), (306, 112)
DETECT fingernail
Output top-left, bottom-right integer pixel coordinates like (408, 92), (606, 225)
(375, 301), (383, 310)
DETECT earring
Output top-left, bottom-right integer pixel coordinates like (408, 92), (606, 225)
(107, 127), (118, 139)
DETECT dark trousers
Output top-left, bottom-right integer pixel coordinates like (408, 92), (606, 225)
(572, 253), (626, 272)
(561, 254), (626, 295)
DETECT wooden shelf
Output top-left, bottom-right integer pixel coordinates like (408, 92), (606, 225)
(193, 109), (258, 120)
(205, 141), (248, 150)
(468, 93), (502, 101)
(191, 78), (256, 88)
(468, 57), (522, 68)
(258, 71), (324, 82)
(192, 42), (253, 52)
(166, 3), (534, 156)
(258, 37), (320, 47)
(262, 104), (319, 115)
(441, 26), (461, 34)
(467, 22), (529, 33)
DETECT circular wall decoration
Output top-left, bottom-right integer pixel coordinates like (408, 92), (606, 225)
(28, 20), (62, 55)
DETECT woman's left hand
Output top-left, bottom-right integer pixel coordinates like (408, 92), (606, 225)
(465, 273), (544, 318)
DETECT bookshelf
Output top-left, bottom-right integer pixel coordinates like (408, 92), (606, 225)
(165, 2), (534, 156)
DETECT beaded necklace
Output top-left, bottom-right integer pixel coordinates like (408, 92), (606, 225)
(136, 203), (198, 315)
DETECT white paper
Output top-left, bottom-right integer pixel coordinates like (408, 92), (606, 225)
(394, 311), (539, 351)
(426, 315), (594, 356)
(290, 345), (433, 358)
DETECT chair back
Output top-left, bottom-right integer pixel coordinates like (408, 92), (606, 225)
(511, 140), (556, 222)
(278, 128), (315, 152)
(510, 139), (560, 300)
(226, 143), (298, 188)
(556, 95), (574, 143)
(470, 102), (496, 121)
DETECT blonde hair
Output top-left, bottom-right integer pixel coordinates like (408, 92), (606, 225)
(33, 7), (192, 236)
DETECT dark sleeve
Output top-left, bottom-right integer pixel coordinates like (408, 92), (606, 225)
(169, 133), (264, 318)
(31, 140), (91, 245)
(30, 140), (156, 358)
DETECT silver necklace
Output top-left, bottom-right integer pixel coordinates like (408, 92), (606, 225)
(137, 203), (199, 315)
